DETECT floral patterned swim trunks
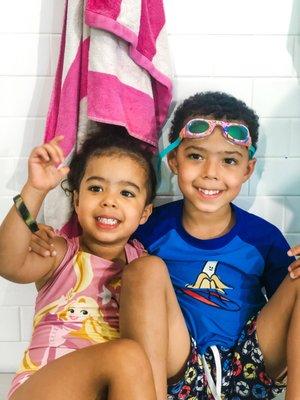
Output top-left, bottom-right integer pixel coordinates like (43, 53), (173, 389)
(167, 316), (286, 400)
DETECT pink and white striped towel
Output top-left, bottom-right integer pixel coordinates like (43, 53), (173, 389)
(43, 0), (173, 230)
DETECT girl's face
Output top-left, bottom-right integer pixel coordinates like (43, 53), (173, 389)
(74, 154), (152, 249)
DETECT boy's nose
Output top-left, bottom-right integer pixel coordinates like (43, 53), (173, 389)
(202, 159), (218, 180)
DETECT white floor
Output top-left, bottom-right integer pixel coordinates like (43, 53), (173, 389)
(0, 374), (13, 400)
(0, 373), (285, 399)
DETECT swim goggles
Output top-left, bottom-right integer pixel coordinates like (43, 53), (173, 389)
(159, 118), (256, 160)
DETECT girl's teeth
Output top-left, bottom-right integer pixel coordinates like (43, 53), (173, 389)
(200, 189), (220, 195)
(97, 217), (118, 225)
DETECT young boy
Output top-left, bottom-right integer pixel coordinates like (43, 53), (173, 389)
(119, 92), (300, 400)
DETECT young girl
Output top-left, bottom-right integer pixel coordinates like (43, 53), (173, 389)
(0, 125), (157, 400)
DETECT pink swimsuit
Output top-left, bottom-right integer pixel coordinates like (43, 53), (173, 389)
(8, 235), (145, 399)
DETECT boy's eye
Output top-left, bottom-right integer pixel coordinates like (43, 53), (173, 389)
(88, 185), (103, 192)
(188, 153), (203, 160)
(224, 158), (238, 165)
(121, 190), (135, 198)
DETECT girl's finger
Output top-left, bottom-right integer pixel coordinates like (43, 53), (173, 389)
(42, 143), (63, 165)
(33, 147), (51, 163)
(51, 135), (64, 145)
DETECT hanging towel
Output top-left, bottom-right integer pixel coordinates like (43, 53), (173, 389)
(43, 0), (173, 231)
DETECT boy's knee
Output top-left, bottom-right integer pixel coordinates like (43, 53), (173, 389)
(111, 339), (152, 374)
(122, 256), (169, 286)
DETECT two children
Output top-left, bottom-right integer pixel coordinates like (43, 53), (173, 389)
(8, 91), (300, 400)
(0, 126), (157, 400)
(121, 92), (300, 399)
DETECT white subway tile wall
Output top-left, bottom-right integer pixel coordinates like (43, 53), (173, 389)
(0, 0), (299, 376)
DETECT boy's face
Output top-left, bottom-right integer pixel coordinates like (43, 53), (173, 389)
(168, 119), (256, 217)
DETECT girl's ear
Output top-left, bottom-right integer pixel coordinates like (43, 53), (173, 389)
(167, 151), (178, 175)
(139, 203), (153, 225)
(73, 191), (79, 211)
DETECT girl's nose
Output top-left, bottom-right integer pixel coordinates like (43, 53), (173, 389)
(100, 194), (117, 208)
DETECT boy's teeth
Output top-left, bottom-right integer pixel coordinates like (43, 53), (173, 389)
(97, 217), (118, 225)
(200, 189), (220, 195)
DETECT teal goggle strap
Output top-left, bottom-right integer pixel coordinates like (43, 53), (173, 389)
(248, 145), (256, 160)
(158, 137), (182, 160)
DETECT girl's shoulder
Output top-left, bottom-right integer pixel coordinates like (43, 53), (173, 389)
(36, 233), (80, 290)
(125, 239), (147, 263)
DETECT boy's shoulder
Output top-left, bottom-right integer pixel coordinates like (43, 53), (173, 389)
(148, 198), (182, 224)
(232, 203), (284, 242)
(135, 199), (183, 244)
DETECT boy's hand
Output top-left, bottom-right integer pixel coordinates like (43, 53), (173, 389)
(288, 245), (300, 279)
(29, 224), (57, 257)
(27, 136), (69, 192)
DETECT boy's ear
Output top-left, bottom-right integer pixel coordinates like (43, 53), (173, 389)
(243, 158), (256, 182)
(167, 151), (178, 175)
(139, 203), (153, 225)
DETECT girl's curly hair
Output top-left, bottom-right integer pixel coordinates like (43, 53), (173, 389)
(62, 123), (156, 205)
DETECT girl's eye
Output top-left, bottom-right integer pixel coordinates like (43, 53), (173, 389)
(88, 185), (103, 192)
(224, 158), (238, 165)
(188, 153), (203, 160)
(80, 310), (88, 315)
(121, 190), (135, 198)
(68, 308), (75, 313)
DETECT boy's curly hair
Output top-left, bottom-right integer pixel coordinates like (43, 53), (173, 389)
(64, 123), (156, 205)
(169, 91), (259, 150)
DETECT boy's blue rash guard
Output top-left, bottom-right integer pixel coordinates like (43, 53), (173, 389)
(135, 200), (292, 355)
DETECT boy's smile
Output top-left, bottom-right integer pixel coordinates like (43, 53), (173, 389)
(168, 124), (256, 234)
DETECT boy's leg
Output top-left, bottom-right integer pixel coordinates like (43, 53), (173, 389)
(256, 275), (300, 399)
(10, 339), (156, 400)
(119, 256), (191, 400)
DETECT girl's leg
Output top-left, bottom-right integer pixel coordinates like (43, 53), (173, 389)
(119, 256), (191, 400)
(10, 339), (156, 400)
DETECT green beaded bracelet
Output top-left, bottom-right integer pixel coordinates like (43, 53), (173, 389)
(13, 194), (39, 233)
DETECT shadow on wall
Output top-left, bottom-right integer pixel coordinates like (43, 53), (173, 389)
(6, 1), (65, 206)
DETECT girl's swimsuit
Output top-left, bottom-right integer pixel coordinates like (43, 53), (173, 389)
(8, 235), (145, 399)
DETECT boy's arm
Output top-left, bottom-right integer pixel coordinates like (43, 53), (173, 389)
(287, 245), (300, 279)
(263, 230), (296, 298)
(0, 137), (69, 284)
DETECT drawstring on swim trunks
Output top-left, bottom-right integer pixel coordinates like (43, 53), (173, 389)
(201, 345), (222, 400)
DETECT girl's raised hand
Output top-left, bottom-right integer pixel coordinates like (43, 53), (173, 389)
(28, 136), (69, 192)
(288, 245), (300, 279)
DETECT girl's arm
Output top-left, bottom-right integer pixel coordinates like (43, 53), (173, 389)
(0, 137), (69, 284)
